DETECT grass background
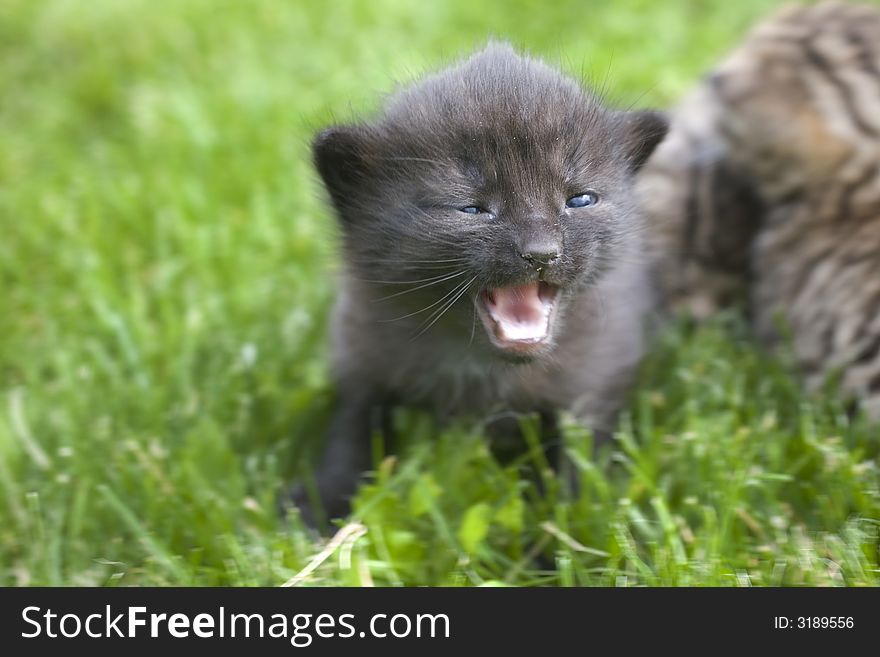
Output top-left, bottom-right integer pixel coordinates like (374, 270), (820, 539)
(1, 0), (878, 586)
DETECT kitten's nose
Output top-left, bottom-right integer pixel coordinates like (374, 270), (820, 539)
(520, 240), (561, 268)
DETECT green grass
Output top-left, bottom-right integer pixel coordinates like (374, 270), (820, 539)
(1, 0), (877, 587)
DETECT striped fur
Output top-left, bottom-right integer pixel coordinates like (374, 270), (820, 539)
(641, 2), (880, 419)
(639, 84), (763, 319)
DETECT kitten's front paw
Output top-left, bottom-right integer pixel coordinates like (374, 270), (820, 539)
(280, 480), (354, 533)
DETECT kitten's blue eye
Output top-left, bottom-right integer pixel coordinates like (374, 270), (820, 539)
(459, 206), (486, 215)
(566, 192), (599, 208)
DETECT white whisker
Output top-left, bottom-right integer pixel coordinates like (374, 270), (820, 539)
(372, 270), (467, 302)
(378, 274), (473, 322)
(360, 270), (462, 285)
(411, 276), (477, 340)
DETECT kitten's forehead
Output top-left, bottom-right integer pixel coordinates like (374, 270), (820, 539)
(381, 44), (612, 150)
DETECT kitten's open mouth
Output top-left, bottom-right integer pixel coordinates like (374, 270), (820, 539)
(477, 282), (560, 354)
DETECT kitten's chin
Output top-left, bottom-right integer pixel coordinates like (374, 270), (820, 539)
(476, 282), (560, 359)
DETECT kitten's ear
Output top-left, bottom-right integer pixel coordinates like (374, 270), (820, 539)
(620, 110), (669, 172)
(312, 125), (376, 208)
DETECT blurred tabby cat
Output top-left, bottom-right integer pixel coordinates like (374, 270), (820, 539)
(640, 2), (880, 419)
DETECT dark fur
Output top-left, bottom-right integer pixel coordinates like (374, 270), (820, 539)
(290, 44), (667, 526)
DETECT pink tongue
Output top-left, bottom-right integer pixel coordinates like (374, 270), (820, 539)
(491, 283), (543, 324)
(487, 283), (549, 342)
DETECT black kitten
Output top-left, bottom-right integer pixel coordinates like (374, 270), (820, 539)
(292, 43), (667, 526)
